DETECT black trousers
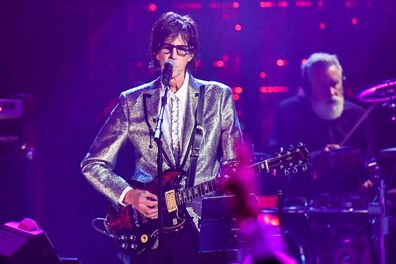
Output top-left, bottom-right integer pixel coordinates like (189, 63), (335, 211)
(130, 221), (228, 264)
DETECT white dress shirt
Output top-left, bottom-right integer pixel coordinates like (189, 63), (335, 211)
(118, 74), (189, 205)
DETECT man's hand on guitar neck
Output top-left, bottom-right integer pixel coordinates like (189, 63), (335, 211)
(123, 189), (158, 219)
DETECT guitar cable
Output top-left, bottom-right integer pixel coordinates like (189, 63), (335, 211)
(91, 217), (116, 238)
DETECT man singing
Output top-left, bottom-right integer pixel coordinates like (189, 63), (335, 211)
(81, 11), (242, 263)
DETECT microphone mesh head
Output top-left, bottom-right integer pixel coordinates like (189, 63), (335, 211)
(162, 60), (174, 86)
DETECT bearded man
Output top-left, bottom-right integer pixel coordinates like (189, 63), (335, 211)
(268, 52), (375, 196)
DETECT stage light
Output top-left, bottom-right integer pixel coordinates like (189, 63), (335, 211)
(232, 1), (240, 8)
(147, 3), (157, 12)
(319, 22), (326, 29)
(259, 71), (267, 79)
(259, 86), (288, 94)
(301, 58), (307, 65)
(276, 59), (287, 67)
(234, 24), (242, 31)
(194, 60), (202, 68)
(233, 94), (240, 101)
(257, 213), (280, 226)
(233, 86), (243, 94)
(259, 1), (275, 8)
(352, 18), (358, 25)
(278, 1), (288, 7)
(175, 3), (203, 9)
(213, 60), (225, 68)
(295, 0), (313, 8)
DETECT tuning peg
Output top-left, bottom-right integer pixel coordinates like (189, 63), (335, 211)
(302, 164), (308, 171)
(297, 142), (304, 147)
(284, 169), (290, 175)
(292, 167), (298, 174)
(289, 144), (295, 151)
(279, 147), (284, 153)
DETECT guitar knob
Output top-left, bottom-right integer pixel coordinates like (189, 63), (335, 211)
(131, 244), (137, 249)
(129, 235), (136, 241)
(121, 243), (127, 249)
(120, 235), (127, 241)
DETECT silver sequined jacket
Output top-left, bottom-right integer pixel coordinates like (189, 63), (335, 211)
(81, 74), (242, 227)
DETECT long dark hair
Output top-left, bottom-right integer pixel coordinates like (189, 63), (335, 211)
(150, 12), (199, 69)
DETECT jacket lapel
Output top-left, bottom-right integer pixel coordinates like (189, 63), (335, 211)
(143, 78), (175, 167)
(180, 75), (201, 164)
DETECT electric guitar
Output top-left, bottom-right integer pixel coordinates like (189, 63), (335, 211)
(102, 143), (309, 256)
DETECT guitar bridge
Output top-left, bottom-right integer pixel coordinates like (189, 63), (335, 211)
(165, 190), (177, 212)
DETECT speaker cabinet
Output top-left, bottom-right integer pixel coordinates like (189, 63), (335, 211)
(0, 222), (62, 264)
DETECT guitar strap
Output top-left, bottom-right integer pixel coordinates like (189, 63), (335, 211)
(187, 85), (205, 188)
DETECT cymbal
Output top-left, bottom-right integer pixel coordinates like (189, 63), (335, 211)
(379, 147), (396, 158)
(358, 79), (396, 103)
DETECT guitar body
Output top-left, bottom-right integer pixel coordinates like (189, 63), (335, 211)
(106, 170), (188, 256)
(102, 143), (309, 256)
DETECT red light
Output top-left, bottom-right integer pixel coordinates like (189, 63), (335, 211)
(257, 213), (280, 226)
(259, 86), (288, 94)
(232, 1), (240, 8)
(295, 0), (313, 7)
(259, 71), (267, 79)
(278, 1), (288, 7)
(233, 94), (240, 101)
(213, 60), (225, 68)
(345, 0), (355, 8)
(194, 60), (202, 68)
(276, 59), (287, 67)
(301, 58), (307, 65)
(234, 24), (242, 31)
(259, 1), (275, 8)
(352, 18), (358, 25)
(210, 2), (220, 9)
(147, 3), (157, 12)
(233, 86), (243, 94)
(176, 3), (203, 9)
(319, 22), (326, 29)
(0, 106), (2, 112)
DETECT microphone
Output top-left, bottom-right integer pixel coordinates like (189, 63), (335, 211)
(162, 60), (174, 87)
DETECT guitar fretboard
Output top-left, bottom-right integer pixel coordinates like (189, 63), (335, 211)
(174, 146), (307, 206)
(175, 178), (219, 205)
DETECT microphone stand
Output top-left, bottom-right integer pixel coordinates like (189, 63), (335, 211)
(153, 83), (170, 263)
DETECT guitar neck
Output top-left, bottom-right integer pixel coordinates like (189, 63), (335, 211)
(174, 158), (272, 206)
(176, 178), (219, 205)
(174, 144), (308, 206)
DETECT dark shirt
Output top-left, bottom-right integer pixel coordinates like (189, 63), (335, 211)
(269, 95), (374, 155)
(268, 95), (375, 197)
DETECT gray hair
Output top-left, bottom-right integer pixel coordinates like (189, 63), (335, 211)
(301, 52), (343, 94)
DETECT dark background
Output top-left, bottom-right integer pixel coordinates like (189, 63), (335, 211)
(1, 0), (396, 263)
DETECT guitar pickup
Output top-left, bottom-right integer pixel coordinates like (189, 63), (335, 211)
(165, 190), (178, 212)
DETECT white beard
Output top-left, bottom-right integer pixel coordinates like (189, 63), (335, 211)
(311, 96), (344, 120)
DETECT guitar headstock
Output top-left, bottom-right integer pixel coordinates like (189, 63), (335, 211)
(269, 142), (309, 175)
